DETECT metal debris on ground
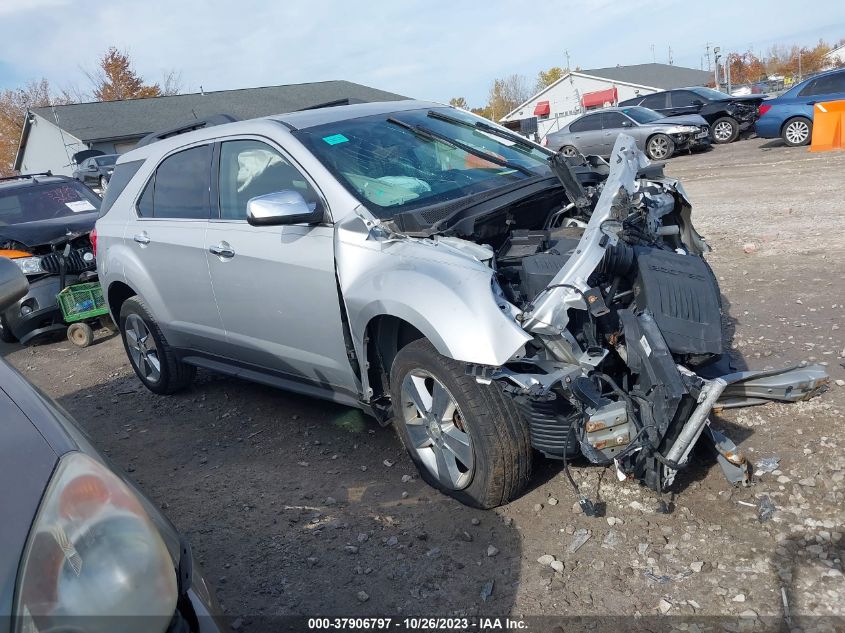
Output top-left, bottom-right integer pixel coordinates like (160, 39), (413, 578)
(756, 456), (780, 474)
(644, 569), (693, 584)
(567, 528), (591, 553)
(758, 495), (776, 523)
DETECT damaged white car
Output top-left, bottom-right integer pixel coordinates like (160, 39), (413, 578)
(96, 101), (829, 509)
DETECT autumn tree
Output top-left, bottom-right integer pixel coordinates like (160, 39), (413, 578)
(86, 47), (169, 101)
(0, 79), (72, 176)
(486, 74), (531, 121)
(448, 97), (468, 109)
(536, 66), (565, 91)
(726, 51), (767, 84)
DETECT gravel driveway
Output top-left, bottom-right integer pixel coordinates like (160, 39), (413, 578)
(2, 138), (843, 631)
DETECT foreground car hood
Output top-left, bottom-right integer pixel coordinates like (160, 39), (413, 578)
(0, 213), (97, 248)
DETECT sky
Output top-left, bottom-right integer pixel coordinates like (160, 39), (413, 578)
(0, 0), (843, 106)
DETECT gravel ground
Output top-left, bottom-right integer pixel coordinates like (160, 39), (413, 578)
(2, 138), (843, 631)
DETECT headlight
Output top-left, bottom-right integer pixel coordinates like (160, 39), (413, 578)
(14, 452), (178, 633)
(13, 256), (44, 275)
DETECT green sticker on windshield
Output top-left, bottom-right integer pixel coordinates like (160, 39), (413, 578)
(322, 133), (349, 145)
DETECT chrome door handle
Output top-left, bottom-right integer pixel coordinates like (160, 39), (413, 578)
(133, 233), (150, 245)
(209, 242), (235, 258)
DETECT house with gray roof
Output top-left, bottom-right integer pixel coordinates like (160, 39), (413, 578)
(15, 80), (407, 176)
(501, 63), (713, 140)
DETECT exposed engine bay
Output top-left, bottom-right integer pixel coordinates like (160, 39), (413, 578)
(417, 135), (829, 501)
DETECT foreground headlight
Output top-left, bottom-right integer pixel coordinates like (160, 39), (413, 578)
(12, 256), (45, 275)
(15, 452), (178, 633)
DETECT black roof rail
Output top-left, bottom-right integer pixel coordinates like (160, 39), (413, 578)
(136, 114), (239, 148)
(0, 171), (53, 182)
(296, 98), (355, 111)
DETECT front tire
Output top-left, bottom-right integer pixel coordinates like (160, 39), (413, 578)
(782, 117), (812, 146)
(99, 176), (108, 191)
(390, 339), (532, 508)
(119, 296), (195, 394)
(711, 116), (739, 143)
(646, 133), (675, 160)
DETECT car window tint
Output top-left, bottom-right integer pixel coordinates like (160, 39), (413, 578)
(798, 79), (820, 97)
(150, 145), (211, 219)
(640, 92), (667, 109)
(602, 112), (630, 129)
(218, 140), (319, 221)
(569, 115), (601, 132)
(100, 160), (144, 218)
(802, 72), (845, 96)
(670, 91), (699, 107)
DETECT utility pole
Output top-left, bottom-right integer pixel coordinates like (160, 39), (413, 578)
(668, 45), (673, 65)
(713, 47), (721, 88)
(705, 43), (712, 71)
(564, 49), (571, 71)
(726, 53), (732, 94)
(651, 44), (655, 63)
(798, 49), (802, 82)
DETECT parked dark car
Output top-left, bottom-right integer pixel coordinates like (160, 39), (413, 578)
(73, 154), (118, 190)
(544, 106), (710, 160)
(619, 86), (765, 144)
(755, 68), (845, 146)
(0, 174), (100, 344)
(0, 258), (221, 633)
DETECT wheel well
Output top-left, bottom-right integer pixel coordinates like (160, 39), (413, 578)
(365, 315), (424, 404)
(107, 281), (136, 320)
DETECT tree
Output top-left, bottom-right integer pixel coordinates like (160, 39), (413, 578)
(86, 47), (164, 101)
(727, 51), (766, 84)
(0, 79), (72, 176)
(536, 66), (565, 91)
(448, 97), (468, 110)
(486, 74), (531, 121)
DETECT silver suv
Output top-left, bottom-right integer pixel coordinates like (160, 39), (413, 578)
(97, 101), (827, 508)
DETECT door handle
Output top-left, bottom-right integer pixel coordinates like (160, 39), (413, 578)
(209, 242), (235, 259)
(133, 233), (150, 245)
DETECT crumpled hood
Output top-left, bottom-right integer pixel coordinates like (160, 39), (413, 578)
(0, 213), (97, 249)
(652, 114), (708, 127)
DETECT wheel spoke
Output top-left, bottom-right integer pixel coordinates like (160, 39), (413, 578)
(432, 442), (462, 487)
(128, 344), (142, 367)
(403, 374), (432, 417)
(406, 423), (431, 449)
(441, 426), (473, 467)
(146, 353), (161, 380)
(430, 382), (453, 422)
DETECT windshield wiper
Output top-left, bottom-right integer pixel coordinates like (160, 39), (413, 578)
(426, 110), (540, 152)
(387, 117), (533, 177)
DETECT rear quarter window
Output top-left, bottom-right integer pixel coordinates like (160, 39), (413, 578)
(99, 160), (144, 218)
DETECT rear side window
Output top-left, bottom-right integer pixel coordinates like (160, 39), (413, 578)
(569, 115), (601, 132)
(602, 112), (630, 129)
(136, 145), (212, 219)
(670, 91), (699, 107)
(800, 72), (845, 96)
(640, 92), (668, 109)
(99, 160), (143, 218)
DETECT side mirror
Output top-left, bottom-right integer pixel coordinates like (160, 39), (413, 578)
(621, 120), (631, 127)
(88, 164), (98, 171)
(692, 99), (704, 106)
(246, 190), (323, 227)
(0, 257), (29, 313)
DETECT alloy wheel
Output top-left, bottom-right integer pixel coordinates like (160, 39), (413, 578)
(648, 136), (670, 159)
(125, 313), (161, 383)
(561, 146), (578, 157)
(785, 120), (810, 145)
(400, 369), (474, 490)
(713, 121), (734, 142)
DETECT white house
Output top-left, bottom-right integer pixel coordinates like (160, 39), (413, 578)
(501, 63), (713, 140)
(823, 44), (845, 68)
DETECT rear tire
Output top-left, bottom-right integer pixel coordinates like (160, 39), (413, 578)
(646, 133), (675, 160)
(711, 116), (739, 143)
(119, 296), (195, 394)
(781, 117), (812, 147)
(390, 339), (532, 508)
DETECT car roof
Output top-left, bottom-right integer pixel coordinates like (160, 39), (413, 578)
(0, 174), (74, 191)
(272, 99), (444, 129)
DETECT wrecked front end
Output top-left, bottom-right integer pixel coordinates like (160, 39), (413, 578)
(476, 135), (827, 496)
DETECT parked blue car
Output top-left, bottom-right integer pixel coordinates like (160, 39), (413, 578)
(755, 68), (845, 146)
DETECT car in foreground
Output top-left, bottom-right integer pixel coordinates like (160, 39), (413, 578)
(97, 102), (827, 509)
(544, 106), (710, 160)
(755, 68), (845, 146)
(0, 173), (100, 344)
(73, 154), (118, 190)
(0, 258), (221, 633)
(619, 86), (765, 143)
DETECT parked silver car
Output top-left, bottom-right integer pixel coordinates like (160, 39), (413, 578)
(545, 106), (711, 160)
(96, 101), (827, 509)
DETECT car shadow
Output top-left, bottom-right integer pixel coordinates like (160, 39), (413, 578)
(758, 139), (787, 150)
(55, 371), (522, 628)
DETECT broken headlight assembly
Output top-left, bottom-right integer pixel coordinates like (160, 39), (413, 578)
(14, 453), (178, 633)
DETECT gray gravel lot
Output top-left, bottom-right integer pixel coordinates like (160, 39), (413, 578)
(2, 137), (843, 629)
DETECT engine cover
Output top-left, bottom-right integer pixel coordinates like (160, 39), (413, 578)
(633, 250), (722, 357)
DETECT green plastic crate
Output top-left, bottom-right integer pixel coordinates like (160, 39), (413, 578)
(57, 282), (109, 323)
